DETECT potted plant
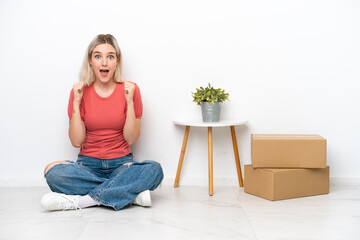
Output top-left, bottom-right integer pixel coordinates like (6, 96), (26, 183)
(192, 83), (230, 122)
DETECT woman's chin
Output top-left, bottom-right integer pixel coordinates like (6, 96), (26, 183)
(96, 77), (114, 84)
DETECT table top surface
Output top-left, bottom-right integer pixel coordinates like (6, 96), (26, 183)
(172, 119), (248, 127)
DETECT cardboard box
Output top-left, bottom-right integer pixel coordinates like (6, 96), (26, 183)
(244, 165), (329, 201)
(251, 134), (326, 168)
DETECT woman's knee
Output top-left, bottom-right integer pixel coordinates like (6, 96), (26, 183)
(148, 161), (164, 189)
(44, 161), (71, 175)
(153, 161), (163, 172)
(148, 161), (164, 178)
(134, 160), (163, 177)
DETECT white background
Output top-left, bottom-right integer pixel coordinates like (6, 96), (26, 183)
(0, 0), (359, 186)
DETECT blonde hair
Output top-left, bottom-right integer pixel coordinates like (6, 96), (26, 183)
(79, 34), (124, 86)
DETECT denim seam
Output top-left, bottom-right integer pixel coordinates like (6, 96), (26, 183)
(91, 168), (130, 210)
(93, 175), (117, 198)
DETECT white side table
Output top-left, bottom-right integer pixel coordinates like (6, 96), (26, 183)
(173, 119), (248, 196)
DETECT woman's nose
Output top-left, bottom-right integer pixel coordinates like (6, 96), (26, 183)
(101, 58), (107, 66)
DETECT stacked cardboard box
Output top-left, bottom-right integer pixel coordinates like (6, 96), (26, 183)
(244, 134), (329, 200)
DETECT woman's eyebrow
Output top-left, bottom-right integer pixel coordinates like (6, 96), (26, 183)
(93, 51), (116, 55)
(92, 51), (116, 55)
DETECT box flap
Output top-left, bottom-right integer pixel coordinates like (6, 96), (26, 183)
(252, 134), (324, 140)
(261, 168), (301, 173)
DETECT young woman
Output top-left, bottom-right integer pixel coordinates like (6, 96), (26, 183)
(41, 34), (163, 211)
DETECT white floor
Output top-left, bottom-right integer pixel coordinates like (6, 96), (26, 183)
(0, 184), (359, 240)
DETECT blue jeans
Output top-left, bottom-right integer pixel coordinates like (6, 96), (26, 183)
(44, 154), (164, 211)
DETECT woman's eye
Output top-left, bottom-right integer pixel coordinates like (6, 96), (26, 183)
(108, 55), (114, 60)
(95, 55), (101, 59)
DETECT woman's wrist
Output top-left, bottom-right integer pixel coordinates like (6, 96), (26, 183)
(126, 100), (134, 106)
(73, 100), (81, 107)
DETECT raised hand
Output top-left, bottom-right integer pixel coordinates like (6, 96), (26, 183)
(73, 82), (85, 103)
(123, 81), (135, 103)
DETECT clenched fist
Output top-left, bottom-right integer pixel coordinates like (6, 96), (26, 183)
(73, 82), (85, 103)
(123, 81), (135, 103)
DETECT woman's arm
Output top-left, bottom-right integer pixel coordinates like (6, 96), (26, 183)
(123, 82), (141, 145)
(68, 82), (86, 148)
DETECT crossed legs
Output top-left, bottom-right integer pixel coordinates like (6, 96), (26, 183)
(42, 159), (163, 211)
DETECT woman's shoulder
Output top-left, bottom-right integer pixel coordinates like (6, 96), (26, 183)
(83, 84), (93, 92)
(117, 81), (140, 86)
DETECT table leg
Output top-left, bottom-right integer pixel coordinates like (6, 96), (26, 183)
(208, 127), (214, 196)
(174, 126), (190, 187)
(230, 126), (244, 187)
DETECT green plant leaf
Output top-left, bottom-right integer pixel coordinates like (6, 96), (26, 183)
(191, 83), (230, 105)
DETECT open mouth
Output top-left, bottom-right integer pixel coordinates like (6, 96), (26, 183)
(100, 69), (109, 77)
